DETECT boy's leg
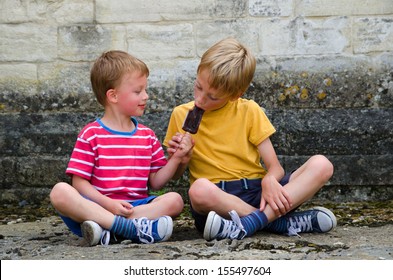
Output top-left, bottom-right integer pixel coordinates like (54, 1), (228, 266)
(257, 156), (336, 236)
(189, 178), (257, 218)
(105, 192), (183, 244)
(51, 182), (119, 246)
(272, 155), (333, 213)
(193, 155), (335, 240)
(107, 193), (183, 244)
(50, 182), (115, 229)
(189, 178), (268, 240)
(50, 183), (176, 244)
(129, 192), (184, 219)
(249, 155), (334, 225)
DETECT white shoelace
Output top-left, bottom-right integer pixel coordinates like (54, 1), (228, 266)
(287, 214), (312, 237)
(100, 230), (111, 245)
(132, 217), (155, 244)
(217, 210), (246, 240)
(287, 226), (302, 237)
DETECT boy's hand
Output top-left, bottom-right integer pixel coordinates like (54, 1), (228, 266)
(106, 199), (134, 217)
(260, 174), (292, 216)
(166, 132), (184, 157)
(167, 132), (194, 162)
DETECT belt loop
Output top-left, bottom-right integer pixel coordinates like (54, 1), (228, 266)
(220, 181), (226, 191)
(241, 178), (249, 190)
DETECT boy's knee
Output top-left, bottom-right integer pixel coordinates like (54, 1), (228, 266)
(50, 182), (63, 201)
(49, 182), (71, 207)
(311, 155), (334, 180)
(189, 178), (208, 197)
(189, 178), (216, 206)
(165, 192), (184, 214)
(172, 192), (184, 209)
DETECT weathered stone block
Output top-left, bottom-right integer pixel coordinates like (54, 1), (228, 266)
(0, 24), (57, 62)
(17, 156), (69, 187)
(249, 67), (393, 109)
(353, 17), (393, 54)
(0, 62), (99, 113)
(296, 0), (393, 16)
(58, 25), (113, 62)
(126, 24), (195, 60)
(0, 64), (37, 80)
(0, 0), (94, 24)
(96, 0), (246, 23)
(316, 185), (393, 202)
(195, 20), (260, 56)
(258, 17), (351, 55)
(268, 108), (393, 155)
(249, 0), (292, 17)
(281, 154), (393, 187)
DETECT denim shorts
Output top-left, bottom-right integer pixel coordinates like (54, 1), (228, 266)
(59, 195), (157, 237)
(191, 173), (292, 232)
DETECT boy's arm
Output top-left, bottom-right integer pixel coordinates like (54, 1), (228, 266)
(149, 133), (194, 189)
(257, 138), (292, 216)
(172, 161), (189, 180)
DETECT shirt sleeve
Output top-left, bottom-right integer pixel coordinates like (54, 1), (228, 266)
(150, 132), (168, 172)
(65, 129), (95, 180)
(247, 101), (276, 146)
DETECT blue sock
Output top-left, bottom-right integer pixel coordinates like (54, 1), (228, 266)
(109, 215), (137, 240)
(240, 210), (268, 237)
(264, 216), (288, 234)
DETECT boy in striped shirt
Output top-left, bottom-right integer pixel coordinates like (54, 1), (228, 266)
(50, 50), (193, 246)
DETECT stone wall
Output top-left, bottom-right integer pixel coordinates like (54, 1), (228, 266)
(1, 0), (392, 205)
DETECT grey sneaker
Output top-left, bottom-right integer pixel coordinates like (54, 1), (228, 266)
(203, 210), (247, 241)
(285, 207), (337, 236)
(131, 216), (173, 244)
(81, 220), (111, 246)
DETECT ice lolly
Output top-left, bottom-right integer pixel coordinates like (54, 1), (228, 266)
(182, 106), (205, 134)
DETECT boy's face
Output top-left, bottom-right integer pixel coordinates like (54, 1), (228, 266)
(113, 72), (148, 117)
(194, 69), (231, 111)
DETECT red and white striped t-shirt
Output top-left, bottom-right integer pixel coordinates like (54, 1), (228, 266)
(66, 118), (167, 201)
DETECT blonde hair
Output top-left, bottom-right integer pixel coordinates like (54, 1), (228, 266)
(90, 50), (149, 106)
(197, 37), (256, 98)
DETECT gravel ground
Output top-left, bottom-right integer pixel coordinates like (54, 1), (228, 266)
(1, 201), (392, 260)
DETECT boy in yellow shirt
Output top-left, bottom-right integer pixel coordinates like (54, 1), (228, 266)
(164, 37), (336, 240)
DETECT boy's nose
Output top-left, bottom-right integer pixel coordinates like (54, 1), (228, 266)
(195, 94), (206, 107)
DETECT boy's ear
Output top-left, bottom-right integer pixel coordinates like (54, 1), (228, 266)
(106, 89), (117, 103)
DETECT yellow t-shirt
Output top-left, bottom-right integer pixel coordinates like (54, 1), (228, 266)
(164, 98), (276, 184)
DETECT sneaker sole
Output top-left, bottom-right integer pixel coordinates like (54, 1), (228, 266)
(203, 211), (218, 241)
(81, 221), (101, 246)
(312, 206), (337, 230)
(160, 216), (173, 242)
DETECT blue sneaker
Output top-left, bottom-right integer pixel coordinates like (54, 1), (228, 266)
(131, 216), (173, 244)
(203, 210), (247, 241)
(268, 207), (337, 236)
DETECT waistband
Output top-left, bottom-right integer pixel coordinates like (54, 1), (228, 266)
(216, 178), (262, 191)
